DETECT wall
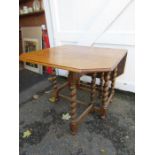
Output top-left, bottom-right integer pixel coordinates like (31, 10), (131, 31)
(44, 0), (135, 92)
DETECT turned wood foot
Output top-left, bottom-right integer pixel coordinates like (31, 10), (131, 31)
(100, 107), (107, 119)
(70, 122), (78, 135)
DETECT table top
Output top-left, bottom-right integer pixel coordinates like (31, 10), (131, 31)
(20, 45), (127, 73)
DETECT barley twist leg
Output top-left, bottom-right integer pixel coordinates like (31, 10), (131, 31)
(69, 72), (78, 135)
(49, 69), (58, 103)
(101, 71), (111, 119)
(90, 73), (97, 104)
(99, 72), (104, 98)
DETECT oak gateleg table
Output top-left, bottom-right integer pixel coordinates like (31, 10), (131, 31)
(20, 45), (127, 135)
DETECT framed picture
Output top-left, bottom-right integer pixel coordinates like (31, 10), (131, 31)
(24, 38), (39, 52)
(23, 38), (39, 69)
(21, 27), (43, 74)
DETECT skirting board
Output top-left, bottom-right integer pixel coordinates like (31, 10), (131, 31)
(115, 80), (134, 92)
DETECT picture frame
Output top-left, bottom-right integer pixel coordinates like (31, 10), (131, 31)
(21, 26), (43, 74)
(23, 38), (42, 74)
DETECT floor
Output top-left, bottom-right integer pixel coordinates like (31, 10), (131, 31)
(19, 69), (135, 155)
(19, 69), (50, 92)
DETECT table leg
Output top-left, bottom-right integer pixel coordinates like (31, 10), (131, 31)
(90, 73), (97, 104)
(49, 69), (58, 103)
(101, 71), (111, 119)
(99, 72), (104, 98)
(110, 67), (118, 103)
(76, 76), (81, 89)
(69, 72), (78, 135)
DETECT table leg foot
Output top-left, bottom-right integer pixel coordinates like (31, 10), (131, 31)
(70, 122), (78, 135)
(100, 107), (107, 119)
(101, 115), (106, 119)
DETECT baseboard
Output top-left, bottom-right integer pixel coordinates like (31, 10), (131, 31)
(115, 80), (135, 93)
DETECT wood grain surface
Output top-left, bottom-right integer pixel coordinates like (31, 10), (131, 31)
(20, 45), (127, 73)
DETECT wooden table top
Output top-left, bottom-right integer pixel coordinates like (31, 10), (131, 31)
(20, 45), (127, 73)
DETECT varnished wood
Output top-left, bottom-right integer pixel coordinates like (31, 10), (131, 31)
(79, 82), (100, 91)
(79, 83), (104, 101)
(49, 69), (58, 102)
(19, 0), (46, 27)
(59, 94), (88, 106)
(101, 71), (111, 118)
(56, 82), (68, 98)
(74, 104), (94, 124)
(48, 68), (119, 134)
(20, 45), (127, 73)
(20, 14), (46, 27)
(59, 94), (99, 127)
(19, 45), (127, 135)
(99, 72), (104, 98)
(68, 72), (80, 88)
(70, 86), (77, 120)
(69, 72), (78, 135)
(111, 67), (118, 101)
(90, 73), (97, 104)
(117, 53), (127, 77)
(86, 53), (127, 77)
(103, 72), (111, 107)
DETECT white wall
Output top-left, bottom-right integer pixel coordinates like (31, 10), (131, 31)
(44, 0), (135, 92)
